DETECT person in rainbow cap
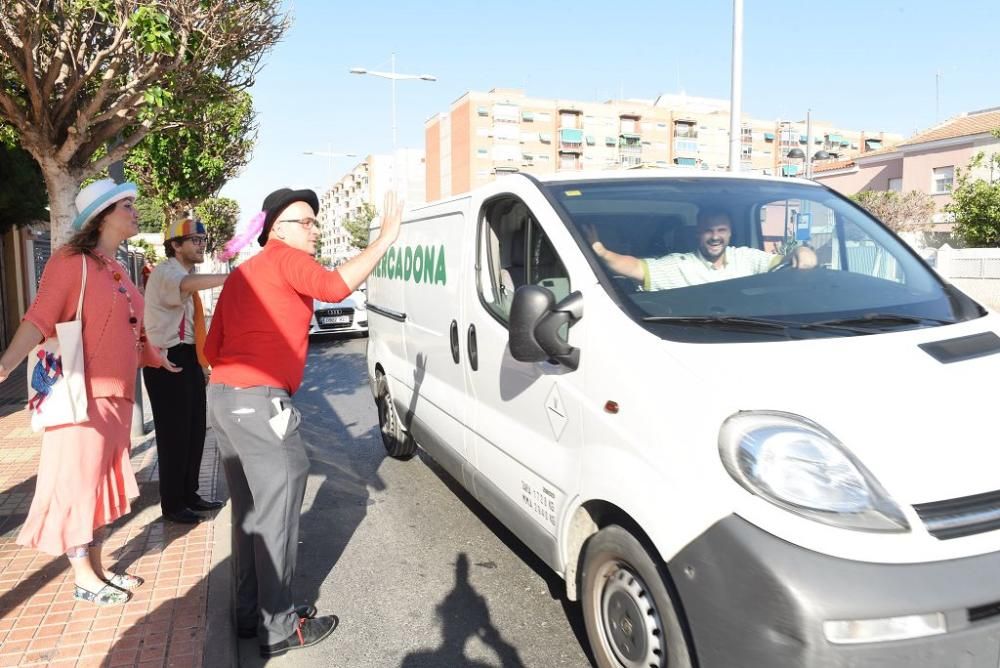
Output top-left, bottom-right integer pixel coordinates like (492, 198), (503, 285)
(143, 217), (229, 525)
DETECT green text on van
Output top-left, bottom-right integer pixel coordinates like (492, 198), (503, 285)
(374, 244), (447, 285)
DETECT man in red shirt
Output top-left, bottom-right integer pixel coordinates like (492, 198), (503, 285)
(205, 187), (402, 657)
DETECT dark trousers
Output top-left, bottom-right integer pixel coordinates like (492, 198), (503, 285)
(143, 344), (207, 514)
(208, 384), (308, 644)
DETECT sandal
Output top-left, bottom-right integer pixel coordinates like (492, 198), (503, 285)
(74, 583), (131, 606)
(105, 572), (144, 591)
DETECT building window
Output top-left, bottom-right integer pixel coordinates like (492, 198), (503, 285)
(673, 121), (697, 139)
(932, 166), (954, 194)
(605, 136), (616, 147)
(560, 111), (581, 128)
(477, 148), (489, 156)
(558, 152), (580, 170)
(477, 107), (489, 117)
(585, 135), (595, 146)
(493, 103), (520, 122)
(522, 111), (535, 122)
(675, 139), (698, 154)
(888, 177), (902, 193)
(539, 132), (552, 144)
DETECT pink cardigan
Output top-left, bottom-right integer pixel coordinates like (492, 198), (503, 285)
(25, 248), (162, 400)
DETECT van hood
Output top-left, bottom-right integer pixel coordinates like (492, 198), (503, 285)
(674, 318), (1000, 506)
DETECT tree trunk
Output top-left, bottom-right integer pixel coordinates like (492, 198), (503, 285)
(40, 164), (78, 248)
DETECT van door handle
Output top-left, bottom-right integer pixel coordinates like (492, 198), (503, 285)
(449, 320), (460, 364)
(467, 324), (478, 371)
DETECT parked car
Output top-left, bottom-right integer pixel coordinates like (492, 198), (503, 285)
(309, 286), (368, 336)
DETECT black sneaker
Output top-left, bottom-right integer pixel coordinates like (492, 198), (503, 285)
(237, 604), (318, 639)
(259, 615), (338, 657)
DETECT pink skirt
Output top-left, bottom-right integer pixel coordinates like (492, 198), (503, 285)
(16, 397), (140, 556)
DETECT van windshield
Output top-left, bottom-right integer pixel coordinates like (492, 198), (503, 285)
(543, 177), (983, 342)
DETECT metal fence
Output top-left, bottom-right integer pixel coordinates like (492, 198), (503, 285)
(935, 247), (1000, 311)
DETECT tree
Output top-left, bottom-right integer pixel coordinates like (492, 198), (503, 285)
(343, 203), (376, 250)
(0, 143), (48, 234)
(851, 190), (935, 235)
(128, 236), (157, 260)
(125, 85), (256, 219)
(135, 194), (167, 233)
(193, 196), (238, 255)
(948, 150), (1000, 247)
(0, 1), (287, 245)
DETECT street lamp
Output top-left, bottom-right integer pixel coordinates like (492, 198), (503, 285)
(350, 53), (437, 149)
(302, 146), (357, 185)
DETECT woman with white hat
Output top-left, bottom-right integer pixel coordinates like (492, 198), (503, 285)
(0, 178), (178, 606)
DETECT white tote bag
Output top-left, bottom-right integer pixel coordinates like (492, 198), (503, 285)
(27, 255), (89, 432)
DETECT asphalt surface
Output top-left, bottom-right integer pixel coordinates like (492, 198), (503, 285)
(235, 334), (593, 667)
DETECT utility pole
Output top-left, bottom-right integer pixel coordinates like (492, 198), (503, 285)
(728, 0), (744, 171)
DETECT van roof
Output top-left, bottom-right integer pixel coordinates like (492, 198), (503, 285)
(529, 168), (823, 188)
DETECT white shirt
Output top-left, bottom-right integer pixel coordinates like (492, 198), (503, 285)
(642, 246), (776, 290)
(143, 258), (195, 348)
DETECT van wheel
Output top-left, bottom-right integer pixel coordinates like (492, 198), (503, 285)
(375, 374), (416, 460)
(580, 526), (692, 668)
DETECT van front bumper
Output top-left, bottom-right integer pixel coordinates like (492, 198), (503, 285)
(666, 515), (1000, 668)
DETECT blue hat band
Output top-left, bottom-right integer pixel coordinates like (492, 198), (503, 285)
(72, 183), (138, 231)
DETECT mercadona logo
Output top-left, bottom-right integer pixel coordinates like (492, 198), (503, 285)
(374, 244), (447, 285)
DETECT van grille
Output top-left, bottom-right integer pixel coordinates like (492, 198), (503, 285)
(969, 600), (1000, 623)
(913, 490), (1000, 540)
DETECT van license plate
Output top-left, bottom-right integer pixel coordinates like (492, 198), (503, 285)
(321, 316), (350, 325)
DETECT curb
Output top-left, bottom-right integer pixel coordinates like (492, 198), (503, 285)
(203, 438), (236, 668)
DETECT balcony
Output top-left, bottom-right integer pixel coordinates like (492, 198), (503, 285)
(673, 122), (698, 139)
(559, 128), (584, 153)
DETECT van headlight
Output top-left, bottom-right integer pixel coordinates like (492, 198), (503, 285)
(719, 411), (909, 532)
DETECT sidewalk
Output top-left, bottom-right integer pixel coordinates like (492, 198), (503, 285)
(0, 377), (234, 668)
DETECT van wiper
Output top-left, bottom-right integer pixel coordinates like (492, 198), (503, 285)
(642, 314), (872, 335)
(809, 313), (957, 330)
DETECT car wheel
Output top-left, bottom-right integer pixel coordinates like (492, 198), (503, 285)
(581, 525), (692, 668)
(375, 373), (416, 460)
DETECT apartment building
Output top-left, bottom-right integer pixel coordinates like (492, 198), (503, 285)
(318, 149), (426, 266)
(424, 88), (901, 201)
(813, 107), (1000, 226)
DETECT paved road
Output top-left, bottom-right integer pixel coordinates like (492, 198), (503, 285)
(236, 335), (593, 667)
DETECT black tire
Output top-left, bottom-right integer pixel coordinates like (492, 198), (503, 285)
(375, 374), (416, 460)
(580, 526), (692, 668)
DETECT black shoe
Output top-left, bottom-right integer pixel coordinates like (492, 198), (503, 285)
(189, 497), (225, 512)
(162, 508), (203, 524)
(237, 604), (317, 639)
(260, 615), (338, 657)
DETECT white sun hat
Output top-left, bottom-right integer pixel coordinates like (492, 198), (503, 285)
(71, 178), (138, 231)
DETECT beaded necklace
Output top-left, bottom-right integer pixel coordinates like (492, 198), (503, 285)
(96, 251), (146, 351)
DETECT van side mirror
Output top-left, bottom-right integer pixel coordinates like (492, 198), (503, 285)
(509, 286), (583, 370)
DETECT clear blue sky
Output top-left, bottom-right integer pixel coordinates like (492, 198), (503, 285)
(220, 0), (1000, 227)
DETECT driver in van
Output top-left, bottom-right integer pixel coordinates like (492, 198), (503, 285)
(588, 208), (817, 290)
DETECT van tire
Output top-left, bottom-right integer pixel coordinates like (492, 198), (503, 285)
(376, 374), (416, 460)
(580, 525), (692, 668)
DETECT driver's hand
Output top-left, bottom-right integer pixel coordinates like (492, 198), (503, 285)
(583, 225), (607, 258)
(790, 245), (818, 269)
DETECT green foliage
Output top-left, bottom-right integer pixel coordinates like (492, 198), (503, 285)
(128, 7), (177, 55)
(126, 84), (256, 215)
(0, 146), (49, 234)
(948, 151), (1000, 247)
(136, 196), (168, 233)
(344, 203), (377, 250)
(128, 237), (159, 260)
(193, 197), (239, 255)
(850, 190), (935, 234)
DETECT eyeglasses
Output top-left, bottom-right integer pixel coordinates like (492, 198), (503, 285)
(278, 218), (320, 230)
(181, 235), (208, 245)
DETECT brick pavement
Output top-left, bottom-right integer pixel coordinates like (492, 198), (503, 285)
(0, 383), (229, 668)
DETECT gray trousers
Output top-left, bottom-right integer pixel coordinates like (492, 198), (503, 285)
(208, 384), (309, 644)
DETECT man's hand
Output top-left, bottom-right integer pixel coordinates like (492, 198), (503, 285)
(376, 191), (404, 247)
(160, 349), (182, 373)
(584, 224), (608, 259)
(789, 245), (818, 269)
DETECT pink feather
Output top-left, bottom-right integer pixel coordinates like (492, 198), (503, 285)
(218, 210), (267, 261)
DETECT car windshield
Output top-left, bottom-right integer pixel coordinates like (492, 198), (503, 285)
(543, 177), (983, 343)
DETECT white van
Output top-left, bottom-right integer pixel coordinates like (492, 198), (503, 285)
(365, 170), (1000, 668)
